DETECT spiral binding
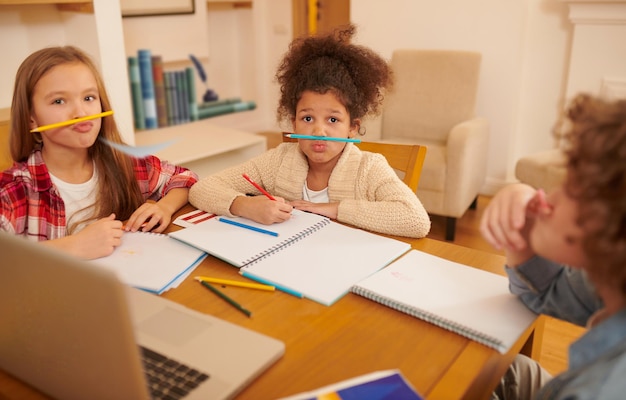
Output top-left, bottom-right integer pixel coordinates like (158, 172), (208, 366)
(351, 286), (505, 352)
(240, 219), (331, 267)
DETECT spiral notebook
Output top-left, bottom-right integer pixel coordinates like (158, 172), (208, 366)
(351, 250), (537, 353)
(169, 210), (411, 305)
(90, 231), (207, 295)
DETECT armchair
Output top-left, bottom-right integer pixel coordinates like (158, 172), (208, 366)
(378, 49), (489, 241)
(515, 148), (566, 193)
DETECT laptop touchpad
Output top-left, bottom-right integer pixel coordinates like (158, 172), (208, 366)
(138, 307), (209, 346)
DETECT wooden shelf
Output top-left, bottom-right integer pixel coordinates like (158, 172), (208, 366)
(206, 0), (252, 9)
(0, 0), (92, 12)
(0, 0), (89, 4)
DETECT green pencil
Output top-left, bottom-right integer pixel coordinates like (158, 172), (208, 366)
(199, 280), (252, 318)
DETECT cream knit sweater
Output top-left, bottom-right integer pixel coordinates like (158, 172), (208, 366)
(189, 143), (431, 238)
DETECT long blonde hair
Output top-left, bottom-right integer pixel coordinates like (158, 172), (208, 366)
(10, 46), (145, 232)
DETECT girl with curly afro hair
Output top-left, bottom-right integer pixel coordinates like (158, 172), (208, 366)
(190, 24), (430, 238)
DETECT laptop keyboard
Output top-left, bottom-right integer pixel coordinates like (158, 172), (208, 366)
(140, 346), (210, 399)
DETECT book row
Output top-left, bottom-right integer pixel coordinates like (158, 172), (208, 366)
(127, 50), (257, 130)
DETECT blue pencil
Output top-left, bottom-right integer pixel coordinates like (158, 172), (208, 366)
(217, 217), (279, 237)
(283, 134), (361, 143)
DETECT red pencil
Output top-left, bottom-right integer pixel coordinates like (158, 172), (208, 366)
(242, 173), (276, 201)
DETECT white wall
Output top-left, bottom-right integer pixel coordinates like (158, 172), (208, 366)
(199, 0), (293, 131)
(0, 0), (134, 141)
(0, 5), (76, 106)
(350, 0), (572, 193)
(564, 2), (626, 101)
(122, 0), (208, 62)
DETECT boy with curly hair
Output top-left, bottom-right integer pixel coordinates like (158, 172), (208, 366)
(481, 93), (626, 398)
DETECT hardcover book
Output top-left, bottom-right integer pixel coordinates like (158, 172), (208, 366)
(176, 70), (190, 124)
(279, 370), (423, 400)
(185, 66), (199, 121)
(151, 55), (169, 128)
(127, 56), (145, 130)
(137, 49), (158, 129)
(163, 71), (176, 126)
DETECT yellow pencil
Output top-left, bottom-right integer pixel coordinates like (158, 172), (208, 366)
(30, 110), (114, 133)
(194, 276), (275, 291)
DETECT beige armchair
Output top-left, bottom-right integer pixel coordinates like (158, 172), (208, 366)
(515, 148), (566, 193)
(378, 49), (489, 241)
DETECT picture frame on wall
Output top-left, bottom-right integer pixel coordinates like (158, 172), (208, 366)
(121, 0), (195, 17)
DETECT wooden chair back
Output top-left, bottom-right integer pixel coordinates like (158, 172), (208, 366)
(0, 108), (12, 171)
(282, 135), (427, 192)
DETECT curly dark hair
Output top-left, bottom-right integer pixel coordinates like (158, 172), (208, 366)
(275, 24), (393, 129)
(559, 94), (626, 296)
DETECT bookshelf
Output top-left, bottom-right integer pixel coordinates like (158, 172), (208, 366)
(0, 0), (268, 175)
(0, 0), (90, 5)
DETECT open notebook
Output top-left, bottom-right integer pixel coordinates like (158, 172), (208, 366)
(90, 231), (207, 294)
(351, 249), (537, 354)
(169, 210), (411, 306)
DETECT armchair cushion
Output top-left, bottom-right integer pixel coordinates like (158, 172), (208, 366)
(382, 49), (482, 143)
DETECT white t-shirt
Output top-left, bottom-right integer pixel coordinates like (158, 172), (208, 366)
(302, 181), (329, 203)
(49, 168), (98, 232)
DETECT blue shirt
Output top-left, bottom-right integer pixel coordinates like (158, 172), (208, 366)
(507, 257), (626, 399)
(507, 257), (602, 327)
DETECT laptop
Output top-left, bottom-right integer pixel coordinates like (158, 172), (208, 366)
(0, 231), (285, 400)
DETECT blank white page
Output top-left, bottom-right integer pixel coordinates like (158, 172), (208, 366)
(240, 222), (411, 306)
(169, 210), (330, 267)
(352, 250), (537, 353)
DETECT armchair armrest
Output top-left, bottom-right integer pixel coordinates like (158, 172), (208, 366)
(445, 117), (490, 215)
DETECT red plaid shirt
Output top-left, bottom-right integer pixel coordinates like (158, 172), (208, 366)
(0, 149), (198, 241)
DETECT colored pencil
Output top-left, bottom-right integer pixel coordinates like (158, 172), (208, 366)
(30, 110), (114, 132)
(283, 133), (361, 143)
(217, 217), (279, 237)
(240, 271), (304, 299)
(195, 276), (275, 291)
(198, 280), (252, 318)
(242, 173), (276, 201)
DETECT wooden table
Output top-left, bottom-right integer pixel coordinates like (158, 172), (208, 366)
(0, 208), (541, 400)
